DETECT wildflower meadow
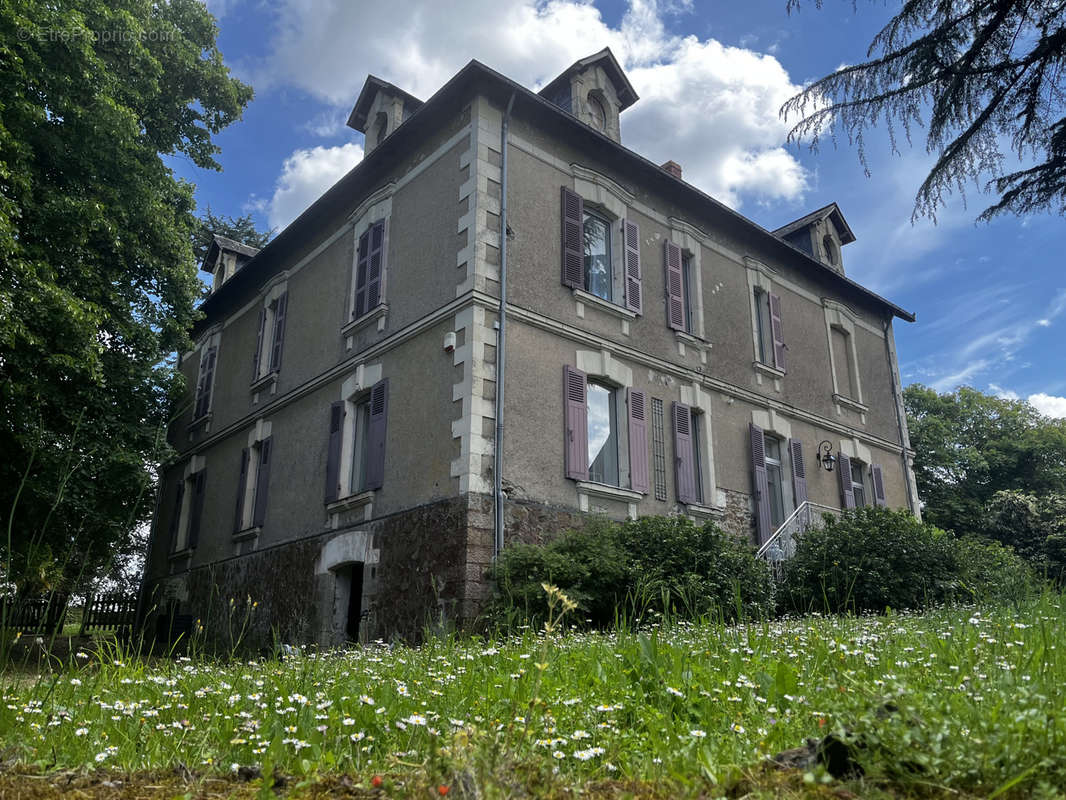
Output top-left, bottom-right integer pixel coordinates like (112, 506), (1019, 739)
(2, 592), (1065, 797)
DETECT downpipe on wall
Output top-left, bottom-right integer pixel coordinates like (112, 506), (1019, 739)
(882, 317), (918, 517)
(494, 91), (516, 562)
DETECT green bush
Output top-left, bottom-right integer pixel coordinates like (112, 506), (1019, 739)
(487, 516), (772, 629)
(952, 535), (1038, 604)
(781, 506), (958, 614)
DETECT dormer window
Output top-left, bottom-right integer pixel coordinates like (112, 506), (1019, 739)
(374, 113), (388, 145)
(823, 234), (838, 265)
(588, 94), (606, 131)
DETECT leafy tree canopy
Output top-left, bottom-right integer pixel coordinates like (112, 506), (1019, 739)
(0, 0), (252, 593)
(783, 0), (1066, 221)
(904, 385), (1066, 533)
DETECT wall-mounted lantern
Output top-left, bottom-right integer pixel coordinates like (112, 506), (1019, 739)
(817, 440), (836, 472)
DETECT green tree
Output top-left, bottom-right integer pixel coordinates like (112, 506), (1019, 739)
(193, 209), (273, 267)
(904, 385), (1066, 533)
(0, 1), (252, 592)
(782, 0), (1066, 220)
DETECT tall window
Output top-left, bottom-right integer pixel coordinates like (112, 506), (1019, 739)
(764, 437), (786, 527)
(823, 234), (837, 265)
(690, 410), (705, 504)
(681, 255), (695, 334)
(588, 94), (606, 131)
(851, 461), (867, 507)
(349, 396), (372, 494)
(587, 382), (619, 485)
(583, 211), (612, 301)
(754, 288), (774, 365)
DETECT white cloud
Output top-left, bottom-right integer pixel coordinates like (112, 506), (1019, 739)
(263, 142), (364, 231)
(988, 383), (1020, 401)
(930, 359), (990, 393)
(1027, 393), (1066, 419)
(251, 0), (809, 209)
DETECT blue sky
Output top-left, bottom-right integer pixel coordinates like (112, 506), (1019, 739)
(180, 0), (1066, 416)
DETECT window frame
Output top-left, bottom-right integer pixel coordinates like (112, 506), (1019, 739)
(345, 187), (393, 336)
(763, 435), (786, 528)
(754, 287), (774, 366)
(586, 379), (622, 487)
(851, 460), (868, 508)
(252, 279), (289, 385)
(582, 208), (614, 303)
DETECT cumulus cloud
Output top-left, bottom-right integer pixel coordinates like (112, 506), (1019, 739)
(251, 0), (809, 209)
(1028, 393), (1066, 418)
(262, 142), (364, 231)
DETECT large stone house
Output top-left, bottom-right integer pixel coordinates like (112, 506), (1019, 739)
(144, 49), (919, 646)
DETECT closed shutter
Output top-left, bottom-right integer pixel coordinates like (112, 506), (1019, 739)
(623, 219), (642, 314)
(325, 402), (345, 503)
(366, 220), (386, 311)
(871, 463), (887, 507)
(789, 438), (808, 508)
(188, 470), (207, 549)
(750, 423), (771, 544)
(673, 402), (696, 503)
(365, 379), (388, 491)
(769, 292), (787, 372)
(194, 346), (217, 419)
(838, 452), (855, 508)
(563, 365), (588, 480)
(353, 228), (370, 319)
(560, 187), (584, 289)
(252, 437), (272, 527)
(234, 448), (249, 532)
(664, 241), (684, 330)
(252, 308), (266, 379)
(268, 293), (288, 373)
(627, 388), (649, 494)
(169, 480), (185, 551)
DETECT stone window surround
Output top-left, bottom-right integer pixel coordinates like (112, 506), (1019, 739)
(680, 380), (722, 513)
(668, 217), (710, 363)
(570, 165), (634, 335)
(343, 184), (394, 345)
(170, 453), (206, 558)
(839, 436), (874, 504)
(235, 418), (272, 540)
(328, 362), (383, 525)
(575, 348), (634, 507)
(750, 407), (795, 518)
(189, 326), (222, 432)
(251, 273), (289, 400)
(744, 258), (784, 391)
(822, 299), (868, 422)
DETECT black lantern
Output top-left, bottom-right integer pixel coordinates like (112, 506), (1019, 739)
(817, 440), (836, 472)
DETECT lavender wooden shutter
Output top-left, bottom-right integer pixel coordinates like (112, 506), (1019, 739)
(325, 402), (344, 503)
(871, 463), (887, 507)
(769, 292), (787, 372)
(252, 437), (272, 527)
(789, 438), (808, 508)
(188, 470), (206, 549)
(673, 402), (696, 503)
(838, 452), (855, 508)
(365, 379), (388, 491)
(194, 347), (216, 419)
(750, 423), (771, 544)
(252, 308), (266, 379)
(563, 365), (588, 480)
(268, 293), (288, 373)
(664, 241), (684, 330)
(560, 187), (584, 289)
(366, 220), (385, 310)
(627, 388), (649, 493)
(353, 228), (370, 319)
(234, 448), (249, 532)
(169, 480), (185, 551)
(623, 220), (642, 314)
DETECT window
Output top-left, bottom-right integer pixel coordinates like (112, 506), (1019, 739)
(588, 93), (606, 131)
(682, 255), (695, 335)
(352, 220), (387, 321)
(673, 402), (705, 504)
(235, 435), (272, 533)
(690, 411), (705, 504)
(823, 234), (837, 265)
(374, 113), (388, 145)
(587, 382), (619, 485)
(851, 460), (867, 508)
(583, 210), (612, 302)
(193, 345), (218, 421)
(754, 289), (773, 365)
(348, 396), (372, 494)
(169, 466), (206, 553)
(651, 397), (667, 501)
(764, 437), (786, 528)
(253, 292), (288, 381)
(325, 378), (388, 503)
(748, 279), (786, 374)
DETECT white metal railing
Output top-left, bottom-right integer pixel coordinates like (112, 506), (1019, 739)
(757, 501), (840, 564)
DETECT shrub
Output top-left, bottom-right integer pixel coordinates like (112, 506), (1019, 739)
(951, 535), (1038, 605)
(781, 506), (957, 614)
(487, 516), (772, 629)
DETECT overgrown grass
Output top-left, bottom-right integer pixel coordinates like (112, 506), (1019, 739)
(3, 593), (1066, 798)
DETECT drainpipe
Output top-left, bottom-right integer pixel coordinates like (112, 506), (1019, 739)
(883, 317), (918, 516)
(494, 91), (516, 562)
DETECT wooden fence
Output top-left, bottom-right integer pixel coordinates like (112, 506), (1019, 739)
(0, 593), (69, 633)
(78, 593), (137, 637)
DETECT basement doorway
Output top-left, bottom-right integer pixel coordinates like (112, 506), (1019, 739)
(339, 562), (365, 643)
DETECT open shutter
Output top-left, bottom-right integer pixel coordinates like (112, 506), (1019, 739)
(623, 220), (642, 314)
(838, 452), (855, 509)
(252, 308), (266, 379)
(366, 220), (385, 311)
(252, 437), (272, 527)
(325, 402), (345, 503)
(563, 365), (588, 480)
(188, 470), (206, 549)
(268, 293), (288, 373)
(169, 480), (185, 551)
(769, 292), (787, 372)
(871, 463), (887, 507)
(560, 187), (584, 289)
(234, 448), (249, 532)
(664, 241), (684, 330)
(673, 402), (696, 503)
(353, 229), (370, 319)
(365, 379), (388, 491)
(750, 423), (771, 544)
(194, 347), (216, 419)
(789, 438), (808, 508)
(627, 388), (649, 494)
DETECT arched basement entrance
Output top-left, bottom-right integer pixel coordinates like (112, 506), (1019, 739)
(314, 530), (379, 647)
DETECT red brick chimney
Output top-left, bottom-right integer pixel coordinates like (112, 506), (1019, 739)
(661, 160), (682, 180)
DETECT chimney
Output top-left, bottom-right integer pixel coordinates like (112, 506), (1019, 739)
(661, 160), (682, 180)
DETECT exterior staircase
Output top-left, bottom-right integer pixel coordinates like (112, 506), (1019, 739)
(757, 501), (840, 578)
